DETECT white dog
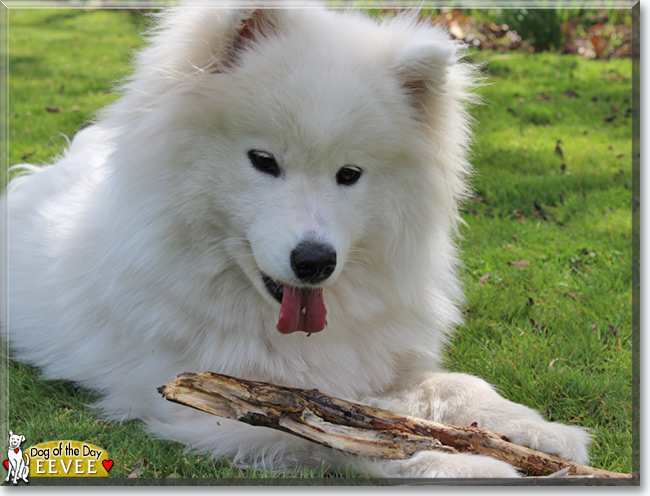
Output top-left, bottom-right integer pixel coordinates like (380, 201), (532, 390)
(5, 5), (591, 478)
(5, 431), (29, 485)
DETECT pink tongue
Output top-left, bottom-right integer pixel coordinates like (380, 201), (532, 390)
(276, 285), (327, 334)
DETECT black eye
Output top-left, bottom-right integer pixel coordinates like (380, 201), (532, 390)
(336, 166), (362, 186)
(248, 150), (281, 177)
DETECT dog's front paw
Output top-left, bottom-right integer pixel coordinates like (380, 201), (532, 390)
(359, 451), (521, 478)
(498, 420), (591, 464)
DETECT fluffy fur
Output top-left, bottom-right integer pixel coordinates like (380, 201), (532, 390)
(4, 4), (590, 478)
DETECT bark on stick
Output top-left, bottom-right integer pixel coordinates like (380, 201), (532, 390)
(158, 372), (630, 478)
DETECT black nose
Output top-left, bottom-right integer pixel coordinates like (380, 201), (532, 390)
(290, 242), (337, 284)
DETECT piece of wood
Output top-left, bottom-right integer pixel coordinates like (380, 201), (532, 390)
(158, 372), (631, 478)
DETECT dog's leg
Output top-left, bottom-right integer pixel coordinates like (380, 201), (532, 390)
(10, 460), (18, 485)
(16, 460), (24, 483)
(363, 371), (591, 467)
(348, 449), (521, 478)
(20, 458), (28, 483)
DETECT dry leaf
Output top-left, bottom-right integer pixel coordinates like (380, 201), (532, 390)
(127, 459), (147, 478)
(508, 260), (530, 268)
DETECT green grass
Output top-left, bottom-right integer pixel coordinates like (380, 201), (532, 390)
(4, 9), (635, 482)
(450, 51), (634, 474)
(7, 9), (147, 173)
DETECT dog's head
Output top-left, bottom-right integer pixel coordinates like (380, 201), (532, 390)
(8, 431), (25, 450)
(112, 6), (476, 334)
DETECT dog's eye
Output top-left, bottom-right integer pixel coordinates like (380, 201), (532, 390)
(248, 150), (281, 178)
(336, 166), (362, 186)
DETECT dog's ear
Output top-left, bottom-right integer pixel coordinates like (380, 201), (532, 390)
(20, 435), (25, 443)
(8, 430), (13, 436)
(395, 39), (455, 115)
(220, 8), (282, 69)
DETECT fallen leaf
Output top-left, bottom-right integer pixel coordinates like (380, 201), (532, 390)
(549, 358), (567, 368)
(508, 259), (530, 268)
(563, 89), (580, 98)
(604, 115), (617, 122)
(555, 139), (564, 158)
(480, 273), (491, 282)
(590, 34), (608, 58)
(127, 459), (147, 478)
(45, 106), (61, 113)
(609, 324), (618, 336)
(529, 318), (546, 333)
(448, 21), (464, 39)
(565, 292), (579, 300)
(533, 201), (547, 220)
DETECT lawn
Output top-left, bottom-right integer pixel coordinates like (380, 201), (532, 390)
(3, 8), (635, 482)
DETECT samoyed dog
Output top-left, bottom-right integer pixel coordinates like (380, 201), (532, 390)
(5, 4), (590, 478)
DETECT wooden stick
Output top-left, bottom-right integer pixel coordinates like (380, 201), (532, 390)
(158, 372), (631, 478)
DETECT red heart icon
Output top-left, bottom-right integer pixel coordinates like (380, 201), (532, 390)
(102, 459), (114, 473)
(13, 449), (19, 453)
(3, 460), (8, 470)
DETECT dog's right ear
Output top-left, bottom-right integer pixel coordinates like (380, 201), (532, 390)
(8, 430), (13, 436)
(394, 38), (455, 117)
(219, 9), (283, 70)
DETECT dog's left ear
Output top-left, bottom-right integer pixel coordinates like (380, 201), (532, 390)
(20, 435), (25, 443)
(395, 39), (455, 114)
(219, 8), (283, 69)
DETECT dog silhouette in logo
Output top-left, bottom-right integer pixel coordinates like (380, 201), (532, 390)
(5, 430), (29, 485)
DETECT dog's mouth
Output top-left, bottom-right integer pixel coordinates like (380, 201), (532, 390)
(262, 274), (284, 304)
(262, 274), (327, 335)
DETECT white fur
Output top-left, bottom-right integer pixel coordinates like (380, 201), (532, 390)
(4, 4), (590, 478)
